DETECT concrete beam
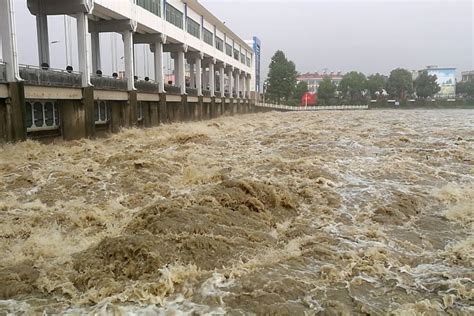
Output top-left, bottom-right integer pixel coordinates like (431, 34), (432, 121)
(94, 90), (128, 101)
(134, 33), (166, 44)
(163, 44), (188, 53)
(24, 86), (83, 100)
(0, 85), (8, 98)
(27, 0), (93, 15)
(89, 19), (137, 33)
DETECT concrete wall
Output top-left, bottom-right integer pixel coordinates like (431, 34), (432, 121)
(1, 84), (257, 143)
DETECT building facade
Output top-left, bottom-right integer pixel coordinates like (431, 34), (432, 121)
(297, 72), (343, 93)
(461, 71), (474, 82)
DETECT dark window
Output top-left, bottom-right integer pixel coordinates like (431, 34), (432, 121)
(187, 17), (200, 38)
(234, 49), (239, 60)
(215, 36), (224, 51)
(203, 28), (213, 46)
(226, 43), (232, 57)
(247, 57), (251, 67)
(241, 53), (246, 64)
(44, 102), (54, 126)
(166, 4), (183, 29)
(25, 102), (33, 128)
(33, 102), (44, 127)
(99, 101), (106, 121)
(137, 0), (161, 16)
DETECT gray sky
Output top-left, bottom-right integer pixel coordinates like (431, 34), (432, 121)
(201, 0), (473, 79)
(7, 0), (474, 80)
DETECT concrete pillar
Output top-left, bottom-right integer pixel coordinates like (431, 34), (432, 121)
(173, 56), (179, 86)
(77, 12), (91, 87)
(196, 57), (202, 96)
(209, 62), (215, 97)
(153, 41), (165, 93)
(189, 63), (195, 88)
(227, 67), (234, 97)
(123, 30), (135, 90)
(241, 73), (246, 100)
(178, 50), (186, 95)
(219, 66), (225, 98)
(0, 0), (20, 82)
(235, 70), (240, 99)
(91, 32), (101, 73)
(36, 14), (50, 67)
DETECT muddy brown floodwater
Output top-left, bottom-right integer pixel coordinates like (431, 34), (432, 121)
(0, 109), (473, 315)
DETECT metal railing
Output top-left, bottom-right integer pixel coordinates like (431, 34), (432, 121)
(91, 75), (128, 90)
(186, 87), (198, 96)
(164, 84), (181, 95)
(19, 64), (82, 87)
(135, 80), (159, 93)
(0, 62), (6, 83)
(256, 103), (369, 111)
(203, 90), (211, 97)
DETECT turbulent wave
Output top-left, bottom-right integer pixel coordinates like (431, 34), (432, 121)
(0, 109), (473, 314)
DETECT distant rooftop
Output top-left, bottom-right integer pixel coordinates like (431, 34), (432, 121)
(297, 72), (344, 80)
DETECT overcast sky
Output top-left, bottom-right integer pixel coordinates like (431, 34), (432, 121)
(201, 0), (473, 78)
(6, 0), (474, 80)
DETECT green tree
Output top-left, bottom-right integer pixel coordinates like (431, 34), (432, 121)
(318, 77), (336, 104)
(386, 68), (414, 99)
(414, 71), (441, 99)
(294, 81), (309, 101)
(367, 73), (388, 99)
(266, 50), (298, 103)
(338, 71), (367, 101)
(456, 80), (474, 97)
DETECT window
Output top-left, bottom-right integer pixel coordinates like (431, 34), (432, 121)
(234, 49), (239, 60)
(226, 43), (232, 57)
(187, 17), (200, 38)
(241, 53), (246, 64)
(166, 4), (183, 29)
(203, 28), (213, 45)
(215, 36), (224, 51)
(25, 101), (60, 131)
(137, 0), (160, 16)
(247, 57), (251, 67)
(94, 101), (110, 124)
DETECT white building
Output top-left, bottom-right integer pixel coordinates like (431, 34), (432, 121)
(0, 0), (255, 98)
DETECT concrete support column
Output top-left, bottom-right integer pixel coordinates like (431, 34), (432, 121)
(241, 73), (247, 99)
(196, 57), (202, 96)
(235, 70), (240, 98)
(77, 12), (91, 87)
(0, 0), (20, 81)
(123, 30), (135, 90)
(173, 56), (179, 86)
(189, 63), (195, 88)
(209, 62), (215, 97)
(153, 41), (165, 93)
(227, 67), (234, 97)
(36, 14), (50, 67)
(178, 50), (186, 95)
(91, 32), (101, 73)
(219, 65), (225, 98)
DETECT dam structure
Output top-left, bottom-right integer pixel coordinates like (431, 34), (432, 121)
(0, 0), (257, 142)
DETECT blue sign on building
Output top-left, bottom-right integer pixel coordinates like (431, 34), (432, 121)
(252, 36), (261, 93)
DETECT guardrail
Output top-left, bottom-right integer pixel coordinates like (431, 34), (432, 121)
(186, 87), (198, 96)
(20, 64), (82, 87)
(91, 75), (128, 90)
(135, 80), (159, 93)
(164, 84), (181, 95)
(256, 103), (369, 111)
(0, 62), (6, 83)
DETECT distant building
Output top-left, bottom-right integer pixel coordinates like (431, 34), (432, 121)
(461, 71), (474, 82)
(245, 37), (262, 93)
(297, 71), (343, 93)
(422, 66), (456, 99)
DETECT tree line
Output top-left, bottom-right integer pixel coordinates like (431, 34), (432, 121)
(265, 50), (474, 106)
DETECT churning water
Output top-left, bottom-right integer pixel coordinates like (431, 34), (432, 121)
(0, 109), (473, 315)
